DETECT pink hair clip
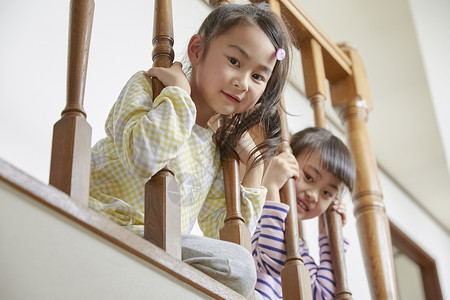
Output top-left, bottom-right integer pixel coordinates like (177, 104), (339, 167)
(275, 48), (286, 61)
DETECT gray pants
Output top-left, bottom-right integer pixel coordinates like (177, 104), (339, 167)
(182, 234), (256, 298)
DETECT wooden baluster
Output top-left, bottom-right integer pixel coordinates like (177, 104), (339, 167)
(301, 37), (353, 299)
(330, 43), (398, 299)
(49, 0), (94, 205)
(220, 147), (252, 251)
(278, 100), (313, 300)
(300, 38), (327, 127)
(143, 0), (181, 260)
(262, 2), (312, 299)
(217, 116), (254, 299)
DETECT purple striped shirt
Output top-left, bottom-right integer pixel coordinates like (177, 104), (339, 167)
(252, 202), (349, 300)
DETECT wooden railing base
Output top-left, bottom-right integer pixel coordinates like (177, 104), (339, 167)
(144, 168), (181, 260)
(49, 114), (91, 205)
(281, 261), (313, 300)
(334, 292), (353, 300)
(219, 219), (252, 252)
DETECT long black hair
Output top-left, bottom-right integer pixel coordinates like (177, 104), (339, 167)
(197, 3), (293, 165)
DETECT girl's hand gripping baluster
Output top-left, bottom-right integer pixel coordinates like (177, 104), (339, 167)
(261, 151), (299, 203)
(333, 196), (348, 225)
(319, 196), (348, 234)
(145, 62), (191, 95)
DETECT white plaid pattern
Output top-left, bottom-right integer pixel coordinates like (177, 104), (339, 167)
(89, 71), (266, 237)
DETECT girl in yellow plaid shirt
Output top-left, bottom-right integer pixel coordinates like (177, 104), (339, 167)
(89, 3), (292, 297)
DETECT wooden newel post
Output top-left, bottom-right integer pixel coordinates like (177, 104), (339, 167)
(144, 0), (181, 260)
(220, 150), (252, 251)
(49, 0), (94, 205)
(331, 43), (398, 300)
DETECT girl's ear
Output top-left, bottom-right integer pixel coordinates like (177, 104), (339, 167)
(188, 34), (204, 65)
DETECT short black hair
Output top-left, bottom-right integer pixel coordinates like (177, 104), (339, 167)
(290, 127), (356, 192)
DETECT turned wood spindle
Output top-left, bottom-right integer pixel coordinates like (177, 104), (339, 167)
(144, 0), (181, 260)
(49, 0), (94, 206)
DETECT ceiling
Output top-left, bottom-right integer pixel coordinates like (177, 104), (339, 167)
(293, 0), (450, 234)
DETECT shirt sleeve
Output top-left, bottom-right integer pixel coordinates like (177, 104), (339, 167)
(105, 71), (196, 178)
(252, 202), (290, 277)
(301, 234), (350, 300)
(197, 169), (267, 239)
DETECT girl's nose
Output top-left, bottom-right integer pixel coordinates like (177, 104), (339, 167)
(233, 75), (249, 92)
(305, 189), (318, 204)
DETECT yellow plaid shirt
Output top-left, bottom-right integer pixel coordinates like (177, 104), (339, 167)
(89, 71), (266, 238)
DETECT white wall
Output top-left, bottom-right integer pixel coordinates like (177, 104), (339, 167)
(1, 0), (449, 299)
(408, 0), (450, 173)
(0, 180), (213, 300)
(0, 0), (210, 182)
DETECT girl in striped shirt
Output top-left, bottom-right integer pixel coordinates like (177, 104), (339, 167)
(252, 127), (356, 300)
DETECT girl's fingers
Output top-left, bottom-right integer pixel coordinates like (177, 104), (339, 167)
(334, 198), (347, 225)
(262, 152), (300, 190)
(333, 199), (339, 210)
(144, 62), (190, 94)
(172, 61), (183, 69)
(145, 62), (183, 77)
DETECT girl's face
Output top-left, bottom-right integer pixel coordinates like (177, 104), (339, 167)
(188, 24), (276, 124)
(294, 149), (343, 222)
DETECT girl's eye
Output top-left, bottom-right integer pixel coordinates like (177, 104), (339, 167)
(252, 74), (265, 82)
(323, 190), (334, 199)
(304, 172), (313, 183)
(229, 57), (239, 66)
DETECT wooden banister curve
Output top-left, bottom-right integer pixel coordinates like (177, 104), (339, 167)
(278, 0), (352, 82)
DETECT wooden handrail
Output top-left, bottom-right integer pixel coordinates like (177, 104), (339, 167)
(49, 0), (94, 205)
(143, 0), (181, 260)
(278, 0), (352, 82)
(300, 37), (353, 299)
